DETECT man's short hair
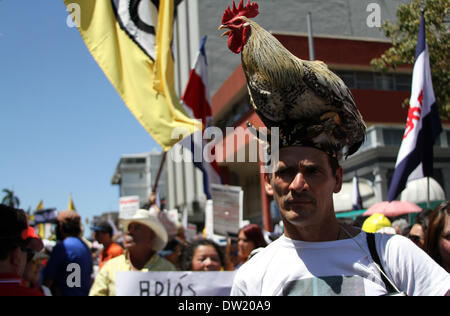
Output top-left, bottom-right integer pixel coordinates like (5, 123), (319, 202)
(0, 204), (28, 261)
(57, 210), (82, 237)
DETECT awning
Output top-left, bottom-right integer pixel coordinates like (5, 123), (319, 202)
(400, 177), (445, 205)
(333, 179), (376, 213)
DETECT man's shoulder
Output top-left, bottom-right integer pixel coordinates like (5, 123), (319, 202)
(153, 254), (177, 271)
(108, 243), (124, 255)
(102, 253), (128, 272)
(237, 237), (285, 273)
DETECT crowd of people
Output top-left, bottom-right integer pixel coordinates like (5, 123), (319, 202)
(0, 200), (272, 296)
(0, 198), (449, 296)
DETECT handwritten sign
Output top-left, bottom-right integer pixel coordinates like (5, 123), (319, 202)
(210, 184), (243, 237)
(119, 195), (140, 219)
(115, 271), (236, 296)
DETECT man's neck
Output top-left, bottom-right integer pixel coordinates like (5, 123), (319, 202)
(102, 240), (112, 252)
(127, 250), (155, 271)
(284, 220), (360, 242)
(284, 223), (340, 242)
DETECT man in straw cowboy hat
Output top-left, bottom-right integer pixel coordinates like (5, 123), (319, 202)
(89, 209), (176, 296)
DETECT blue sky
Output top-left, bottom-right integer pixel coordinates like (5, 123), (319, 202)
(0, 1), (161, 226)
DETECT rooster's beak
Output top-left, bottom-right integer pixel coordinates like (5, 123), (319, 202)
(219, 25), (231, 37)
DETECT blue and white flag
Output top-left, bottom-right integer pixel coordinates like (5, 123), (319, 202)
(387, 13), (442, 201)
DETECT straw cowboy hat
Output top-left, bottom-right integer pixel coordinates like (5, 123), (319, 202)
(120, 209), (168, 251)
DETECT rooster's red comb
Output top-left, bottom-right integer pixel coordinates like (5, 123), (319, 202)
(222, 0), (259, 24)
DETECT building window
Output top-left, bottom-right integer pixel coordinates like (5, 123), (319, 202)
(355, 72), (375, 90)
(123, 158), (146, 164)
(375, 73), (394, 90)
(333, 70), (411, 91)
(394, 74), (412, 91)
(337, 71), (355, 88)
(382, 128), (404, 146)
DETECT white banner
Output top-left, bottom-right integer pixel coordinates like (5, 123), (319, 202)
(116, 271), (236, 296)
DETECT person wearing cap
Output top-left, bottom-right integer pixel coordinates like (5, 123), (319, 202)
(42, 210), (93, 296)
(91, 221), (123, 269)
(0, 204), (44, 296)
(362, 213), (395, 234)
(89, 209), (176, 296)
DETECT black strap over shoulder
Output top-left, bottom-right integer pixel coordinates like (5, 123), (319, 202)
(366, 233), (396, 293)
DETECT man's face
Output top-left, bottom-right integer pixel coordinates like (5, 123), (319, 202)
(265, 146), (342, 229)
(94, 231), (109, 244)
(123, 222), (155, 253)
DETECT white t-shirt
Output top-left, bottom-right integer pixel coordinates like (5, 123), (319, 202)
(231, 231), (450, 296)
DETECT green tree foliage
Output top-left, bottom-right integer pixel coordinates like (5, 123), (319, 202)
(371, 0), (449, 119)
(1, 188), (20, 208)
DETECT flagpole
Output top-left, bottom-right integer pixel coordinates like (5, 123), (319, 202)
(427, 177), (430, 209)
(150, 151), (167, 200)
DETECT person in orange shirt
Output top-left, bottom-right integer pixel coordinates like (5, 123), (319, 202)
(92, 221), (123, 269)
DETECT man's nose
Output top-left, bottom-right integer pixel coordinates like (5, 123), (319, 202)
(289, 172), (308, 191)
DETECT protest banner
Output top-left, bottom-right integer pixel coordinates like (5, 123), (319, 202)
(119, 195), (140, 219)
(210, 184), (243, 237)
(115, 271), (236, 296)
(33, 208), (58, 224)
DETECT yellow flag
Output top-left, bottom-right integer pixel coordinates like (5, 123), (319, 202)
(68, 194), (76, 211)
(33, 200), (45, 238)
(64, 0), (200, 150)
(36, 200), (44, 211)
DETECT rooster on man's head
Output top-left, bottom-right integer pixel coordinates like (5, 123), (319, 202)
(219, 0), (366, 158)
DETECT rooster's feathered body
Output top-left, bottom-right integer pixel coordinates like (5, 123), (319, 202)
(220, 1), (366, 157)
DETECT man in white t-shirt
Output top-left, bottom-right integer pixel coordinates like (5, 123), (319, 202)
(231, 145), (450, 296)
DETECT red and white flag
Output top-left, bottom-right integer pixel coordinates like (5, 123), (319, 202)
(387, 13), (442, 201)
(180, 36), (222, 199)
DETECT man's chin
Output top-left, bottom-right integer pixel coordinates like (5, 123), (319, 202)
(283, 207), (314, 224)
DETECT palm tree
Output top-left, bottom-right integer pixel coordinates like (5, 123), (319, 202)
(1, 188), (20, 208)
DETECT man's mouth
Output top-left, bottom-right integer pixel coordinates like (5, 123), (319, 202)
(284, 195), (316, 207)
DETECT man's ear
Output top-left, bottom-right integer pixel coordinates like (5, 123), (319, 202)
(333, 166), (343, 193)
(10, 247), (23, 269)
(264, 174), (274, 196)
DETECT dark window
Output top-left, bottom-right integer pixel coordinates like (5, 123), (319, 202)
(375, 73), (394, 90)
(336, 71), (356, 88)
(355, 72), (375, 89)
(383, 129), (404, 146)
(394, 74), (412, 91)
(333, 70), (411, 91)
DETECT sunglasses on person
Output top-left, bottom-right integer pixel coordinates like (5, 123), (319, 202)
(408, 234), (423, 244)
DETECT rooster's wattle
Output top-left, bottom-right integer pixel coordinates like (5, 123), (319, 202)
(219, 0), (366, 158)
